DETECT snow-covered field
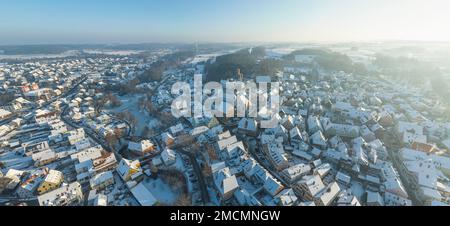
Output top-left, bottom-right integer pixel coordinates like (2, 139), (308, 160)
(0, 50), (80, 60)
(142, 177), (179, 205)
(107, 94), (161, 136)
(188, 54), (219, 64)
(83, 49), (144, 56)
(266, 48), (297, 58)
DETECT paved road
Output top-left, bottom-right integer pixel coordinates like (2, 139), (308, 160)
(0, 195), (37, 204)
(177, 148), (209, 205)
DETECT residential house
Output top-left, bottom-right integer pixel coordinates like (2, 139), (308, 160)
(238, 118), (258, 137)
(128, 140), (156, 155)
(274, 188), (298, 206)
(310, 131), (327, 149)
(116, 158), (142, 182)
(161, 148), (177, 166)
(213, 167), (239, 200)
(263, 175), (285, 197)
(281, 163), (311, 184)
(336, 190), (361, 206)
(314, 182), (341, 206)
(294, 175), (325, 200)
(37, 170), (64, 195)
(89, 170), (114, 190)
(37, 182), (83, 206)
(130, 182), (158, 206)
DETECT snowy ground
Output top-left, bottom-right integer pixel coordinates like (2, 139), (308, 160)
(82, 49), (144, 56)
(173, 155), (193, 192)
(142, 177), (179, 205)
(107, 94), (161, 136)
(266, 48), (298, 58)
(188, 54), (220, 64)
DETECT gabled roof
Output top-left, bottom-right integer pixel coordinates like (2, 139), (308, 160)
(264, 175), (284, 196)
(298, 175), (325, 197)
(315, 182), (341, 206)
(130, 182), (157, 206)
(217, 135), (238, 151)
(310, 131), (327, 147)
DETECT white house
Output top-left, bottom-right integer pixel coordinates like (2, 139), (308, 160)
(161, 148), (177, 166)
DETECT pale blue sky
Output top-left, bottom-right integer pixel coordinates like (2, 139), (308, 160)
(1, 0), (449, 44)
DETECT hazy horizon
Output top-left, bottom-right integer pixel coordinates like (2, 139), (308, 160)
(1, 0), (450, 45)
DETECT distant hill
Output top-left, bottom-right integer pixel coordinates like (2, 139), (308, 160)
(0, 43), (193, 55)
(205, 46), (282, 81)
(284, 48), (367, 74)
(0, 43), (246, 56)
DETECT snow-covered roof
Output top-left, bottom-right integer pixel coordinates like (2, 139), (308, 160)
(223, 175), (239, 195)
(401, 148), (450, 171)
(274, 188), (298, 206)
(0, 108), (12, 118)
(71, 145), (102, 163)
(234, 188), (262, 206)
(161, 148), (176, 165)
(335, 171), (351, 184)
(117, 158), (141, 180)
(213, 167), (239, 196)
(292, 149), (313, 161)
(310, 130), (327, 147)
(190, 126), (209, 136)
(381, 162), (408, 198)
(128, 140), (154, 152)
(130, 182), (157, 206)
(421, 186), (442, 201)
(211, 161), (226, 173)
(404, 159), (438, 189)
(238, 118), (258, 132)
(170, 123), (184, 135)
(366, 191), (384, 205)
(89, 170), (113, 188)
(217, 135), (238, 151)
(37, 182), (83, 206)
(263, 175), (284, 196)
(315, 182), (341, 206)
(44, 170), (63, 184)
(298, 175), (325, 197)
(281, 163), (311, 182)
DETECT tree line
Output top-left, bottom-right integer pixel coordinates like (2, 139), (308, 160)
(205, 46), (283, 82)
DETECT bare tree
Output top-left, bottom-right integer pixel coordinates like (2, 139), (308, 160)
(144, 100), (157, 114)
(174, 193), (192, 206)
(202, 163), (212, 178)
(105, 132), (118, 148)
(205, 144), (218, 160)
(187, 143), (201, 154)
(138, 97), (146, 110)
(113, 128), (123, 144)
(143, 126), (155, 137)
(161, 170), (187, 194)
